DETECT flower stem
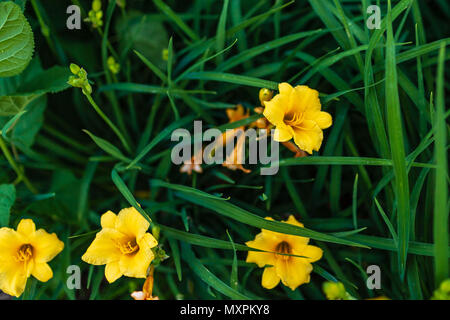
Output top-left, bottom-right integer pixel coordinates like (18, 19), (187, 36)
(84, 93), (132, 154)
(0, 136), (37, 194)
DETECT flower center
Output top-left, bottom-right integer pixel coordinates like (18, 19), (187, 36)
(117, 239), (139, 255)
(15, 244), (33, 262)
(284, 111), (304, 127)
(275, 241), (291, 260)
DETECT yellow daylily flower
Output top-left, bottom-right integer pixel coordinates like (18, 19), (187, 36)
(0, 219), (64, 297)
(246, 215), (323, 291)
(263, 83), (332, 154)
(82, 207), (158, 283)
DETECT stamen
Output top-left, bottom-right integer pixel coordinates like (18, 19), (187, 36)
(15, 244), (33, 262)
(275, 241), (291, 261)
(116, 239), (139, 255)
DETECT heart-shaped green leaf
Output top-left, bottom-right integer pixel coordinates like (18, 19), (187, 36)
(0, 1), (34, 77)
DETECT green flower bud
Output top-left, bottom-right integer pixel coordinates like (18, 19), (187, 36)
(92, 0), (101, 12)
(70, 63), (81, 75)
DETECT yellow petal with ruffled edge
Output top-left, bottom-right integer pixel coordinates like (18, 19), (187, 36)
(30, 229), (64, 263)
(115, 207), (150, 239)
(105, 261), (122, 283)
(0, 261), (28, 297)
(276, 257), (312, 291)
(245, 232), (278, 268)
(101, 210), (117, 229)
(301, 245), (323, 262)
(262, 266), (280, 289)
(32, 262), (53, 282)
(0, 228), (23, 259)
(16, 219), (36, 238)
(120, 234), (155, 279)
(82, 228), (123, 265)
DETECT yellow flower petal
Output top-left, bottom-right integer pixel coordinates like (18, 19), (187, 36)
(262, 266), (280, 289)
(0, 261), (28, 298)
(292, 124), (323, 154)
(119, 240), (154, 279)
(30, 229), (64, 263)
(279, 82), (293, 95)
(301, 245), (323, 262)
(283, 215), (304, 228)
(263, 97), (286, 127)
(16, 219), (36, 238)
(31, 262), (53, 282)
(82, 229), (123, 265)
(306, 111), (332, 129)
(273, 126), (294, 142)
(139, 232), (158, 249)
(276, 258), (312, 291)
(105, 261), (122, 283)
(0, 228), (23, 259)
(101, 210), (117, 229)
(294, 85), (321, 112)
(246, 232), (278, 268)
(115, 207), (150, 239)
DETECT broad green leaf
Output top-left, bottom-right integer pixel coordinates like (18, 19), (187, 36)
(7, 94), (45, 148)
(14, 66), (72, 95)
(0, 184), (15, 227)
(0, 1), (34, 77)
(0, 94), (37, 116)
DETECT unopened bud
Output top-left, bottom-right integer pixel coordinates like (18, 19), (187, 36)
(259, 88), (273, 105)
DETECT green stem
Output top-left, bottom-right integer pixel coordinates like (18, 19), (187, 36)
(0, 137), (37, 194)
(85, 94), (131, 154)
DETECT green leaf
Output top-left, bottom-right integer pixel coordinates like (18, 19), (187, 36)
(433, 42), (448, 284)
(83, 130), (131, 163)
(14, 66), (71, 95)
(181, 243), (250, 300)
(226, 230), (239, 291)
(0, 184), (15, 227)
(0, 1), (34, 77)
(7, 94), (45, 148)
(111, 169), (152, 223)
(0, 94), (37, 116)
(156, 180), (368, 248)
(152, 0), (198, 42)
(386, 0), (411, 277)
(183, 71), (278, 89)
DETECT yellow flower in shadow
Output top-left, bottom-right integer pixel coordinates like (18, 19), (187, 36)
(226, 104), (249, 123)
(0, 219), (64, 297)
(263, 83), (332, 154)
(82, 207), (158, 283)
(246, 215), (323, 291)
